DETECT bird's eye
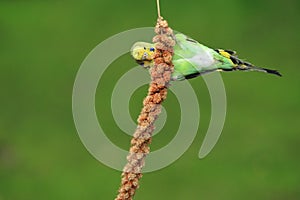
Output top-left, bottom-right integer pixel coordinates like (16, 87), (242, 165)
(144, 47), (146, 50)
(150, 47), (155, 52)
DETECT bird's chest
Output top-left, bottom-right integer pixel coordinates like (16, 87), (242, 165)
(187, 51), (216, 67)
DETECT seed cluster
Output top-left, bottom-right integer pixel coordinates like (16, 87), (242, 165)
(115, 17), (175, 200)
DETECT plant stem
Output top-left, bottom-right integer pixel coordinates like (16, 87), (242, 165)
(157, 0), (161, 18)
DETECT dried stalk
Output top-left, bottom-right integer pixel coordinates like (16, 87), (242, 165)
(156, 0), (161, 18)
(115, 17), (175, 200)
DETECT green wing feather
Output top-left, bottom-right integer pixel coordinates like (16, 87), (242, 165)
(171, 34), (235, 80)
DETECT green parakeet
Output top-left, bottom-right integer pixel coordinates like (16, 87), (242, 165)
(131, 33), (281, 81)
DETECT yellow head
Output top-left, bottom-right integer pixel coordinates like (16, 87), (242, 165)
(131, 42), (156, 63)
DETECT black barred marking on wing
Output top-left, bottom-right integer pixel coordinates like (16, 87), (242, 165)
(184, 69), (220, 79)
(184, 72), (201, 79)
(220, 68), (235, 72)
(214, 49), (237, 56)
(186, 38), (198, 43)
(214, 49), (220, 54)
(230, 55), (243, 65)
(224, 49), (236, 55)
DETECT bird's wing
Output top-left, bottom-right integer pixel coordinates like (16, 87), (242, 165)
(172, 34), (234, 80)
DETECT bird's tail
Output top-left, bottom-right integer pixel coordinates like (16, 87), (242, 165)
(230, 56), (282, 77)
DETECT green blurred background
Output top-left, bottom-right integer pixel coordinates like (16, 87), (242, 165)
(1, 0), (300, 199)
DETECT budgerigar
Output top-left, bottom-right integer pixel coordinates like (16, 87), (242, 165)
(131, 33), (281, 81)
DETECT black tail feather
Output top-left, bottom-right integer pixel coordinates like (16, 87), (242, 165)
(232, 57), (282, 77)
(262, 68), (282, 77)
